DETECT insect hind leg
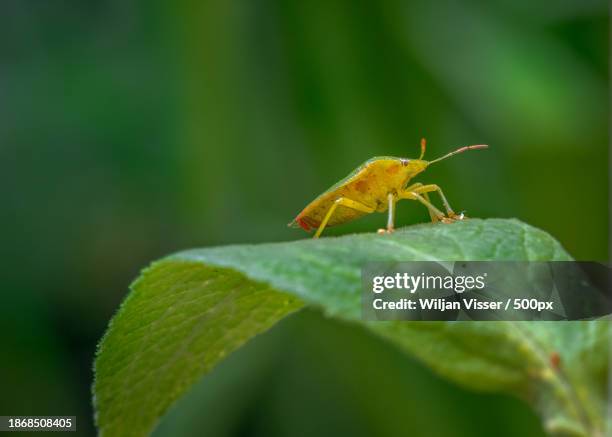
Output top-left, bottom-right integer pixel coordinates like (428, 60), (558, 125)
(314, 197), (375, 239)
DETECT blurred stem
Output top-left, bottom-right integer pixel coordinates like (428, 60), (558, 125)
(511, 323), (605, 437)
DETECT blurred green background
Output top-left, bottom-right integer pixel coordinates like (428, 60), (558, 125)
(1, 0), (608, 436)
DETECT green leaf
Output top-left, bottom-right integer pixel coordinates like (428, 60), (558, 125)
(93, 218), (609, 437)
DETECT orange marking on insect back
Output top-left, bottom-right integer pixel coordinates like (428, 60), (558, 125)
(386, 164), (400, 175)
(355, 179), (369, 193)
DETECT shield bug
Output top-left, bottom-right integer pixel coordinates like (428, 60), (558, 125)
(289, 139), (488, 238)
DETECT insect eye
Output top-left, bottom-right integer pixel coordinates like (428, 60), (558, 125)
(400, 159), (409, 166)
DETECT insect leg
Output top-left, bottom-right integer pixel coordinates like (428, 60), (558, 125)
(410, 184), (456, 217)
(386, 193), (396, 232)
(314, 197), (375, 239)
(404, 182), (424, 192)
(404, 183), (438, 222)
(422, 192), (439, 222)
(398, 190), (446, 220)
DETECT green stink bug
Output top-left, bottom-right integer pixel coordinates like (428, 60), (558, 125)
(289, 139), (488, 238)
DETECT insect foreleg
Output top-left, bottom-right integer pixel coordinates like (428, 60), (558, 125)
(410, 184), (456, 217)
(403, 183), (438, 222)
(314, 197), (375, 239)
(398, 190), (445, 221)
(422, 192), (438, 223)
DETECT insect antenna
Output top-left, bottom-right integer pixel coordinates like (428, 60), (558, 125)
(428, 144), (488, 165)
(419, 138), (426, 160)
